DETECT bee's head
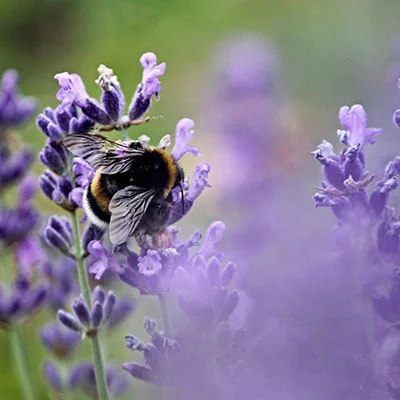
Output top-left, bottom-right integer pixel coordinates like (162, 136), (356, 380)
(174, 164), (185, 187)
(127, 140), (144, 150)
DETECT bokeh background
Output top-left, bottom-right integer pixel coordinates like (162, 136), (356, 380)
(1, 0), (400, 398)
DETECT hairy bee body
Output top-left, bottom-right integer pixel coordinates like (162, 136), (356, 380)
(62, 134), (184, 244)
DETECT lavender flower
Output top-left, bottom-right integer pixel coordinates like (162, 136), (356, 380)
(138, 250), (163, 276)
(41, 257), (78, 311)
(128, 52), (166, 121)
(39, 170), (78, 211)
(0, 69), (37, 135)
(58, 287), (123, 335)
(311, 101), (400, 399)
(43, 361), (63, 392)
(0, 174), (40, 246)
(43, 361), (129, 398)
(311, 104), (396, 226)
(338, 105), (383, 147)
(0, 148), (33, 192)
(37, 103), (95, 141)
(0, 276), (46, 328)
(87, 240), (123, 279)
(44, 216), (74, 255)
(40, 322), (80, 358)
(171, 118), (200, 161)
(68, 362), (129, 398)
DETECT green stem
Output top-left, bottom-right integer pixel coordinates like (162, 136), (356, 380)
(10, 324), (36, 400)
(70, 210), (91, 307)
(158, 294), (172, 337)
(121, 127), (128, 140)
(90, 335), (109, 399)
(70, 210), (110, 400)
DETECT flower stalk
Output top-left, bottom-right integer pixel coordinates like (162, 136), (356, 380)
(10, 324), (37, 400)
(70, 210), (110, 400)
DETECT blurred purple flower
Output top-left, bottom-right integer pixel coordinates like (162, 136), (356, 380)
(0, 148), (33, 191)
(0, 206), (40, 245)
(68, 362), (129, 398)
(15, 236), (44, 273)
(40, 321), (81, 358)
(312, 104), (391, 226)
(171, 118), (199, 161)
(41, 257), (78, 311)
(0, 277), (46, 328)
(338, 105), (383, 148)
(43, 361), (63, 392)
(0, 69), (37, 132)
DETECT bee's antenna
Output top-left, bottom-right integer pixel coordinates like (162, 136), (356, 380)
(179, 182), (185, 214)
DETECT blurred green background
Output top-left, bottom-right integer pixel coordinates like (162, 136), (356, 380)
(1, 0), (400, 398)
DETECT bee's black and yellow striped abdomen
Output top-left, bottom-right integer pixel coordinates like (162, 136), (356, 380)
(84, 147), (183, 226)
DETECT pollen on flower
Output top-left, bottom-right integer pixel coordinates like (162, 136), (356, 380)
(95, 64), (118, 91)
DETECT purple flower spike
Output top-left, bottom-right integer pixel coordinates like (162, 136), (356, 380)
(0, 206), (39, 245)
(43, 361), (63, 392)
(0, 69), (37, 129)
(92, 285), (106, 305)
(18, 174), (36, 203)
(55, 72), (111, 125)
(15, 237), (44, 272)
(171, 118), (200, 161)
(82, 98), (112, 126)
(140, 52), (166, 92)
(0, 148), (34, 191)
(96, 64), (125, 123)
(338, 104), (383, 148)
(199, 221), (225, 259)
(55, 72), (89, 108)
(88, 240), (123, 279)
(186, 162), (211, 202)
(39, 141), (69, 175)
(128, 52), (166, 121)
(57, 310), (82, 332)
(122, 362), (153, 382)
(72, 299), (91, 328)
(92, 301), (103, 328)
(40, 322), (80, 358)
(138, 250), (162, 276)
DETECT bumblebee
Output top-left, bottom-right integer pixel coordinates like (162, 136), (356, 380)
(62, 133), (184, 245)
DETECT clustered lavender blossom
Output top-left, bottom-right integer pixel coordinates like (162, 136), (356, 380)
(34, 51), (213, 399)
(0, 70), (46, 328)
(10, 42), (400, 400)
(312, 103), (400, 399)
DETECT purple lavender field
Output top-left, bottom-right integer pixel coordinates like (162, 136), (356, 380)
(1, 1), (400, 399)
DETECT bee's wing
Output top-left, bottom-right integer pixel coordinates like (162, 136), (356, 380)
(62, 133), (144, 174)
(108, 186), (157, 245)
